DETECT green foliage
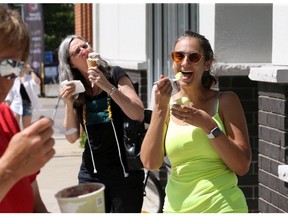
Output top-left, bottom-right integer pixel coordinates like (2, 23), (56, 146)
(43, 4), (74, 53)
(80, 131), (87, 148)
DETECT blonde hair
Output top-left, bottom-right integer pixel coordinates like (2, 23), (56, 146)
(0, 5), (30, 61)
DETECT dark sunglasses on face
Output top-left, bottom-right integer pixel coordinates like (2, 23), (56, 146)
(70, 42), (89, 58)
(0, 59), (25, 80)
(171, 51), (202, 64)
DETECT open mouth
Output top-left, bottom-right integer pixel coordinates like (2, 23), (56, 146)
(181, 72), (192, 79)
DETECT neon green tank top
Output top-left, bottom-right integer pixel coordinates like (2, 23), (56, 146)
(164, 94), (248, 213)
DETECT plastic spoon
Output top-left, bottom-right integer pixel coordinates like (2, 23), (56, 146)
(153, 72), (183, 85)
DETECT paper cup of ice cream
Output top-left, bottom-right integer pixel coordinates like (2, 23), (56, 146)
(55, 183), (105, 213)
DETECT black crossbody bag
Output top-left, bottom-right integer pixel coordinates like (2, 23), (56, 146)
(110, 67), (145, 171)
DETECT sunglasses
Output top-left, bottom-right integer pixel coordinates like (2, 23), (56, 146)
(0, 59), (25, 80)
(70, 42), (89, 58)
(171, 51), (202, 64)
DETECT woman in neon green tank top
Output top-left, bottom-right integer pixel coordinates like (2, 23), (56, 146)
(141, 31), (252, 213)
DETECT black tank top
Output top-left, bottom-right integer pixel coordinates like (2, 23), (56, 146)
(20, 83), (31, 102)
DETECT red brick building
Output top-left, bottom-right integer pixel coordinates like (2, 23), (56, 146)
(74, 4), (93, 46)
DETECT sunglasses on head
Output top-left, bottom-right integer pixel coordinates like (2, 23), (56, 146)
(0, 59), (25, 80)
(70, 42), (89, 58)
(171, 51), (202, 64)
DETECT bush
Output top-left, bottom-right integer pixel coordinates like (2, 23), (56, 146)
(80, 132), (86, 148)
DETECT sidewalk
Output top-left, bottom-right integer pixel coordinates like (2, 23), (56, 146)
(37, 138), (83, 213)
(34, 97), (84, 213)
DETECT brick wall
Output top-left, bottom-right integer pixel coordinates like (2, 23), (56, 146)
(74, 4), (92, 45)
(124, 69), (148, 108)
(258, 82), (288, 213)
(219, 76), (259, 212)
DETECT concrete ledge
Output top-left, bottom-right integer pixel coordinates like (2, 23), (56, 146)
(249, 65), (288, 83)
(108, 60), (147, 70)
(212, 63), (263, 76)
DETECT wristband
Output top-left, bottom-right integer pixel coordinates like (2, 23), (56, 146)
(109, 86), (117, 96)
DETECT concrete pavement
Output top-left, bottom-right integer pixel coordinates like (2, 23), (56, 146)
(33, 97), (83, 213)
(37, 138), (83, 213)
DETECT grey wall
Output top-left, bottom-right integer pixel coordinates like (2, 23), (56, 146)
(215, 4), (272, 63)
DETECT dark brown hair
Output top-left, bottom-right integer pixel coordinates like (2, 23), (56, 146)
(173, 30), (217, 89)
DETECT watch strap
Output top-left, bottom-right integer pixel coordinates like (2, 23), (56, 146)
(207, 126), (221, 139)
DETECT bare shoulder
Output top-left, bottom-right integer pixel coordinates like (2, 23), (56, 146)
(219, 91), (240, 102)
(219, 91), (243, 113)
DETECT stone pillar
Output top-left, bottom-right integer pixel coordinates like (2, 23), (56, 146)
(214, 63), (260, 212)
(250, 66), (288, 212)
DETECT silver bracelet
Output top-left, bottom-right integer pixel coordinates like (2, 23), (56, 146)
(109, 86), (117, 96)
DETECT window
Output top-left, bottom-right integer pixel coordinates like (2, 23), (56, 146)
(146, 4), (199, 103)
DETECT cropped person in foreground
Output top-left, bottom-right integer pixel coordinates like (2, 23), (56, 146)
(0, 5), (55, 213)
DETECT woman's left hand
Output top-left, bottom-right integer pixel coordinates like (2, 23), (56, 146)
(171, 104), (215, 132)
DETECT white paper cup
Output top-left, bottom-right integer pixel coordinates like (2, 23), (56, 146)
(55, 183), (105, 213)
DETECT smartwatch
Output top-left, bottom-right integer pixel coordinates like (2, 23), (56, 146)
(207, 126), (221, 139)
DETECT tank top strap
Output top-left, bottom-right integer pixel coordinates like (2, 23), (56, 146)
(213, 92), (221, 115)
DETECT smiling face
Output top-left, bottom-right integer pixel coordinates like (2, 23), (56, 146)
(172, 36), (212, 87)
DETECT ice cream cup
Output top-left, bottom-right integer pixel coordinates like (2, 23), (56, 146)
(55, 183), (105, 213)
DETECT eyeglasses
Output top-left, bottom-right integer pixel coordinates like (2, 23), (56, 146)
(70, 42), (89, 58)
(0, 59), (25, 80)
(171, 51), (202, 64)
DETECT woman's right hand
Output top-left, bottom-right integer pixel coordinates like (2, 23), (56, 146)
(60, 82), (76, 104)
(60, 82), (80, 143)
(154, 75), (173, 109)
(0, 117), (55, 181)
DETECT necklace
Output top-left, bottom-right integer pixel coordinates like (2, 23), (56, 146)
(107, 96), (112, 119)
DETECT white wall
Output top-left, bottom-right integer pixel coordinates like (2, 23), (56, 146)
(94, 4), (146, 69)
(215, 4), (273, 64)
(199, 3), (273, 65)
(199, 3), (215, 50)
(272, 3), (288, 65)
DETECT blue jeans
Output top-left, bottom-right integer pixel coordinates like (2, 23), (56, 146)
(22, 100), (32, 116)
